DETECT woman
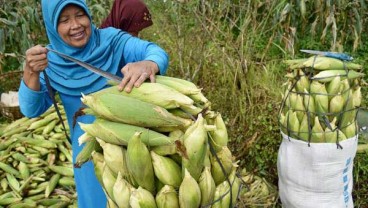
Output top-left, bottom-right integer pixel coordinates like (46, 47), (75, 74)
(19, 0), (169, 207)
(100, 0), (153, 37)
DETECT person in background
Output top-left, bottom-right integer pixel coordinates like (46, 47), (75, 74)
(100, 0), (153, 37)
(19, 0), (169, 207)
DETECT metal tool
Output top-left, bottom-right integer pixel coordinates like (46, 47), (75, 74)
(47, 48), (122, 84)
(300, 49), (353, 61)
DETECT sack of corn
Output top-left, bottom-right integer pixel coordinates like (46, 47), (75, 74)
(0, 105), (77, 207)
(278, 54), (365, 208)
(76, 75), (272, 208)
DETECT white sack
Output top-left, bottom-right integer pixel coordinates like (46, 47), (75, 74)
(277, 132), (358, 208)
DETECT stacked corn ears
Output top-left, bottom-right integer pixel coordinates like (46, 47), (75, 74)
(77, 75), (243, 208)
(0, 106), (77, 207)
(280, 55), (365, 143)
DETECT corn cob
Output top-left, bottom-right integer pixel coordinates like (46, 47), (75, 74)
(211, 147), (234, 185)
(130, 187), (157, 208)
(311, 116), (325, 143)
(126, 132), (155, 193)
(79, 119), (175, 147)
(96, 138), (132, 182)
(81, 93), (192, 129)
(155, 75), (201, 95)
(113, 172), (133, 208)
(312, 70), (365, 83)
(92, 83), (195, 110)
(102, 163), (117, 202)
(290, 56), (362, 71)
(207, 112), (229, 152)
(198, 166), (216, 207)
(181, 114), (208, 181)
(150, 151), (182, 188)
(178, 169), (201, 208)
(155, 185), (179, 208)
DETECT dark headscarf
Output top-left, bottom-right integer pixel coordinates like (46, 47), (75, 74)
(100, 0), (153, 33)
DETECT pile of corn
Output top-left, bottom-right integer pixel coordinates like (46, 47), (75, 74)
(279, 55), (365, 143)
(76, 75), (243, 208)
(0, 106), (77, 207)
(236, 168), (277, 207)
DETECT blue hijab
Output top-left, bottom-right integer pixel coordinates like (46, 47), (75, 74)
(42, 0), (130, 96)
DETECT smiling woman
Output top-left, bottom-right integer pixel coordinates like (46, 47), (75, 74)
(57, 4), (92, 48)
(18, 0), (169, 207)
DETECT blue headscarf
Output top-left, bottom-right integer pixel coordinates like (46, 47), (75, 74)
(41, 0), (131, 96)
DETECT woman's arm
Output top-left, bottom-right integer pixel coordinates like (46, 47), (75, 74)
(19, 45), (53, 117)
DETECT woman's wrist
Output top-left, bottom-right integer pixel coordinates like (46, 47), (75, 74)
(23, 66), (41, 91)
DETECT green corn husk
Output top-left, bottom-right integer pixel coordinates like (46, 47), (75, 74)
(198, 166), (216, 207)
(342, 122), (358, 139)
(150, 151), (182, 188)
(91, 151), (105, 185)
(286, 110), (300, 137)
(339, 95), (356, 129)
(81, 93), (192, 129)
(207, 113), (229, 152)
(102, 163), (117, 202)
(92, 83), (195, 110)
(179, 169), (201, 208)
(312, 69), (365, 83)
(303, 89), (316, 114)
(169, 129), (185, 140)
(310, 81), (328, 115)
(327, 76), (341, 95)
(113, 172), (133, 208)
(151, 144), (177, 156)
(212, 180), (231, 208)
(287, 91), (298, 110)
(297, 56), (362, 71)
(279, 112), (287, 134)
(155, 75), (201, 95)
(181, 114), (208, 181)
(352, 86), (362, 107)
(311, 117), (325, 143)
(126, 132), (155, 194)
(211, 146), (234, 185)
(155, 185), (180, 208)
(294, 94), (305, 121)
(130, 187), (157, 208)
(324, 118), (347, 143)
(96, 138), (134, 184)
(329, 93), (344, 116)
(340, 79), (351, 103)
(295, 70), (310, 93)
(79, 119), (175, 146)
(298, 113), (310, 142)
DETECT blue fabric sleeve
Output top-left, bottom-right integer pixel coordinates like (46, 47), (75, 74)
(18, 79), (53, 118)
(122, 37), (169, 75)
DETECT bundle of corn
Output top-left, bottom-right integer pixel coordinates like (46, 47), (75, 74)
(277, 54), (365, 207)
(76, 75), (248, 208)
(0, 105), (77, 207)
(280, 55), (365, 143)
(237, 168), (277, 208)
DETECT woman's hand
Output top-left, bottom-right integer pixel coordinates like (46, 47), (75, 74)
(25, 45), (48, 75)
(23, 45), (48, 90)
(118, 60), (159, 92)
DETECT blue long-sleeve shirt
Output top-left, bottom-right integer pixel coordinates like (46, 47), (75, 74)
(19, 36), (168, 208)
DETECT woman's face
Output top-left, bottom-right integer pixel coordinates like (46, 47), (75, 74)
(57, 4), (91, 48)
